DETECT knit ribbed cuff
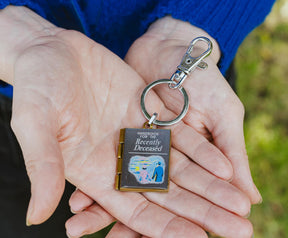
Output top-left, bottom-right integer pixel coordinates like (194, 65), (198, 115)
(142, 0), (275, 75)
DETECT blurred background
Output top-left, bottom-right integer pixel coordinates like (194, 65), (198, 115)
(86, 0), (288, 237)
(236, 0), (288, 237)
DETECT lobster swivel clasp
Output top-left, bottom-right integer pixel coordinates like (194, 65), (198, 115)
(169, 36), (213, 89)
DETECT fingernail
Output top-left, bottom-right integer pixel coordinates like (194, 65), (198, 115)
(253, 183), (263, 204)
(255, 190), (263, 204)
(244, 210), (251, 218)
(26, 208), (33, 226)
(66, 229), (84, 238)
(26, 198), (34, 227)
(257, 196), (263, 204)
(66, 232), (73, 238)
(70, 208), (77, 214)
(26, 218), (32, 227)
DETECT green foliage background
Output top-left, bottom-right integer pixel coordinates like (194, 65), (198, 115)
(85, 1), (288, 237)
(236, 1), (288, 237)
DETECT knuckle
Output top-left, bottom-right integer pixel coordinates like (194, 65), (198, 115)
(162, 217), (208, 238)
(10, 113), (26, 134)
(10, 116), (18, 132)
(24, 158), (38, 178)
(231, 96), (245, 115)
(203, 177), (218, 198)
(222, 94), (245, 115)
(235, 98), (245, 116)
(11, 108), (34, 134)
(128, 200), (150, 227)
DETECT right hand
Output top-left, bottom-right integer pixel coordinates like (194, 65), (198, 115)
(1, 6), (252, 238)
(125, 16), (262, 205)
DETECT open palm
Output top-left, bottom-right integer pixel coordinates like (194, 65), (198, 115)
(11, 27), (252, 238)
(125, 16), (262, 205)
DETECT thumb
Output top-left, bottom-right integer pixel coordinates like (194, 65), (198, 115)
(11, 103), (65, 225)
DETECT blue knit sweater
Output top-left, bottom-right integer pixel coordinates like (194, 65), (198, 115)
(0, 0), (275, 98)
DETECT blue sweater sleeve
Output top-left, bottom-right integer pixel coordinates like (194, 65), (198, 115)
(0, 0), (276, 78)
(0, 1), (46, 98)
(0, 0), (47, 18)
(142, 0), (276, 74)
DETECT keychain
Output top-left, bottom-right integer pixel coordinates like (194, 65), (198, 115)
(115, 37), (212, 192)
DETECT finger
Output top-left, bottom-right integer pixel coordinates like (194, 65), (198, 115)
(143, 100), (233, 181)
(169, 148), (250, 217)
(144, 182), (253, 238)
(65, 203), (115, 238)
(103, 192), (207, 238)
(76, 185), (207, 238)
(212, 107), (262, 204)
(170, 123), (233, 180)
(66, 138), (207, 237)
(106, 222), (141, 238)
(66, 143), (207, 238)
(69, 189), (94, 213)
(11, 102), (65, 225)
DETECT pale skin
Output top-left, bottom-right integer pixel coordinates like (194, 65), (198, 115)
(0, 6), (260, 238)
(66, 17), (261, 237)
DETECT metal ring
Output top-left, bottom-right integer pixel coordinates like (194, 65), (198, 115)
(140, 79), (189, 126)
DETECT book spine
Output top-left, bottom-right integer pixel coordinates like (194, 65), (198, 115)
(115, 129), (125, 190)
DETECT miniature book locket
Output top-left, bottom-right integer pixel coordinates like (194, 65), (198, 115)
(116, 127), (171, 192)
(115, 37), (212, 192)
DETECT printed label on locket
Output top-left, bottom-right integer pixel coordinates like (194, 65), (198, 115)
(115, 128), (171, 192)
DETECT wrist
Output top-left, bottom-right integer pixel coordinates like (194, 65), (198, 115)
(0, 6), (60, 85)
(145, 16), (221, 64)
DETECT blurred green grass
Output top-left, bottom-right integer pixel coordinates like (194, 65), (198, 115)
(236, 1), (288, 237)
(85, 1), (288, 237)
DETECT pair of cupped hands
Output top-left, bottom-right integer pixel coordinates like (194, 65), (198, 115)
(0, 6), (261, 238)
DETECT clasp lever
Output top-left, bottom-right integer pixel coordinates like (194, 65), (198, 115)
(169, 37), (212, 89)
